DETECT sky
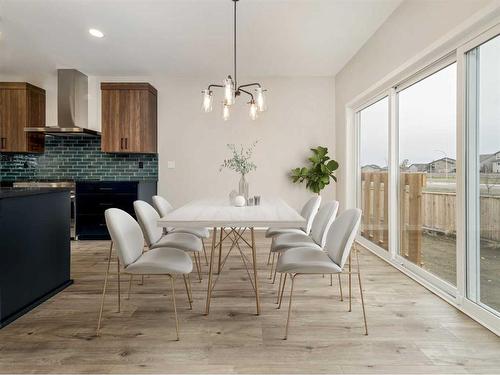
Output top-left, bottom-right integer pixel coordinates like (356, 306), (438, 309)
(359, 34), (500, 168)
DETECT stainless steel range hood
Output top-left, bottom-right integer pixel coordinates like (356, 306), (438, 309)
(25, 69), (100, 136)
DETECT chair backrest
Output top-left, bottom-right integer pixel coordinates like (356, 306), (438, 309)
(310, 200), (339, 247)
(152, 195), (174, 218)
(300, 196), (322, 234)
(325, 208), (362, 269)
(105, 208), (145, 267)
(133, 200), (163, 247)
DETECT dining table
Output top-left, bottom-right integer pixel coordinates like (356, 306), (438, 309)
(157, 197), (306, 315)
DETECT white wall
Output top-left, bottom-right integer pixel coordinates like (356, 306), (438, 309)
(156, 76), (335, 210)
(334, 0), (495, 209)
(1, 72), (336, 211)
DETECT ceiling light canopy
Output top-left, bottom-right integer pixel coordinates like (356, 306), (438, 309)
(202, 0), (267, 121)
(88, 28), (104, 38)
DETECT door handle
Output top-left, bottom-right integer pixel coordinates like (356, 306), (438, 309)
(124, 138), (128, 149)
(120, 138), (124, 150)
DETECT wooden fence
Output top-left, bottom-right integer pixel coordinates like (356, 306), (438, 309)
(361, 172), (500, 265)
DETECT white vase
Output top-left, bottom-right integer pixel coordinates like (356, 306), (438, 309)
(239, 174), (249, 203)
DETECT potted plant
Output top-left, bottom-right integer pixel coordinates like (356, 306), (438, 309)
(220, 141), (258, 202)
(290, 146), (339, 194)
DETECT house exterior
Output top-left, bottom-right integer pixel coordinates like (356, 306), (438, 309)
(480, 151), (500, 173)
(361, 164), (382, 172)
(428, 157), (456, 173)
(409, 163), (428, 173)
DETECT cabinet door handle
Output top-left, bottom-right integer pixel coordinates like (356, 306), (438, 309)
(124, 138), (128, 149)
(120, 138), (124, 150)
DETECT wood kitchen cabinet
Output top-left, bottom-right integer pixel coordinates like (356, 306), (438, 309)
(101, 83), (157, 154)
(0, 82), (45, 153)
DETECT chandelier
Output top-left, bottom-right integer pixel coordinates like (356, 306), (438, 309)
(201, 0), (267, 121)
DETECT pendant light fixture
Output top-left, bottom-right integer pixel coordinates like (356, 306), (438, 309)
(202, 0), (267, 120)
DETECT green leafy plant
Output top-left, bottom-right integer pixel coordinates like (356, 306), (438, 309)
(290, 146), (339, 194)
(219, 141), (258, 176)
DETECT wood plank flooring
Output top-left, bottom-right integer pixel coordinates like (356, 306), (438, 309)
(0, 231), (499, 374)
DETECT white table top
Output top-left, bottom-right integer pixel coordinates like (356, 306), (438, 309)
(157, 197), (306, 228)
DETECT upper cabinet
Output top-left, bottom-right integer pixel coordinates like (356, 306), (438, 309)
(0, 83), (46, 153)
(101, 83), (157, 154)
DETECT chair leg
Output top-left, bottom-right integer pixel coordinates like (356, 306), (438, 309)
(193, 253), (202, 282)
(126, 275), (133, 300)
(348, 253), (352, 312)
(266, 248), (272, 265)
(284, 274), (296, 340)
(202, 240), (209, 266)
(272, 253), (280, 284)
(183, 275), (193, 310)
(269, 253), (275, 280)
(278, 273), (287, 309)
(218, 227), (224, 274)
(338, 274), (344, 301)
(275, 273), (283, 304)
(96, 241), (113, 336)
(356, 249), (368, 335)
(117, 258), (121, 313)
(169, 275), (180, 341)
(330, 274), (333, 286)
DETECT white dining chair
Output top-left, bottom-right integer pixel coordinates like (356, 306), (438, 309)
(269, 201), (339, 282)
(265, 195), (321, 267)
(134, 200), (204, 282)
(97, 208), (193, 341)
(276, 208), (366, 339)
(152, 195), (209, 265)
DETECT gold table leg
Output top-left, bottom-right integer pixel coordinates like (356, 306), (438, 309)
(205, 227), (217, 315)
(251, 227), (261, 315)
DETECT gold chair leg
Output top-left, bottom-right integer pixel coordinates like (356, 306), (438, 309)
(217, 227), (223, 274)
(356, 248), (368, 335)
(266, 248), (272, 265)
(183, 275), (193, 310)
(193, 253), (202, 282)
(338, 274), (344, 301)
(348, 253), (352, 312)
(96, 241), (113, 336)
(284, 274), (296, 340)
(275, 273), (283, 304)
(202, 240), (209, 266)
(170, 275), (180, 341)
(269, 252), (275, 279)
(117, 258), (121, 313)
(187, 274), (193, 302)
(272, 253), (280, 284)
(278, 273), (287, 309)
(138, 275), (144, 285)
(126, 275), (133, 300)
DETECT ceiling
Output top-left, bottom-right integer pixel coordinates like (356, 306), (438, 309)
(0, 0), (401, 78)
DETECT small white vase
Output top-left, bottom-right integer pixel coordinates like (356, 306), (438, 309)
(233, 195), (246, 207)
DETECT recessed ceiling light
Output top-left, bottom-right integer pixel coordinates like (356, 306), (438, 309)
(89, 28), (104, 38)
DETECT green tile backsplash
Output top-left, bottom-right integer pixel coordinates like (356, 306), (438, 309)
(0, 136), (158, 181)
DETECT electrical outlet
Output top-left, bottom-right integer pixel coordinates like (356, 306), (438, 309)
(167, 161), (176, 169)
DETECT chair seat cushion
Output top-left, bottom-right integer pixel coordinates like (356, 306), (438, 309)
(170, 227), (210, 239)
(271, 232), (321, 252)
(276, 247), (341, 274)
(265, 227), (306, 238)
(125, 247), (193, 275)
(151, 232), (202, 252)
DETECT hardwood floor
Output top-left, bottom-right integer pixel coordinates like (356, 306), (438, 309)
(0, 231), (499, 374)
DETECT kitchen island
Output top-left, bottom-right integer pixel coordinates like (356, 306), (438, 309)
(0, 188), (73, 328)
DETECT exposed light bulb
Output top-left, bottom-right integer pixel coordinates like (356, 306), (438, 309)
(249, 100), (258, 120)
(89, 28), (104, 38)
(224, 77), (235, 105)
(201, 89), (213, 112)
(255, 87), (267, 112)
(223, 103), (230, 121)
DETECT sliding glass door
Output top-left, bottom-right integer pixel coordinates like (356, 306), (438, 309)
(466, 33), (500, 315)
(397, 63), (457, 286)
(358, 97), (389, 250)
